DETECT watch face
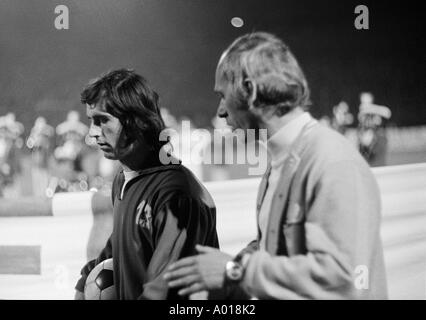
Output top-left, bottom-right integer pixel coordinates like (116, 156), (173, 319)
(226, 261), (243, 281)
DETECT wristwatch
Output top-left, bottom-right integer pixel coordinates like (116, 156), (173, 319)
(225, 260), (244, 282)
(223, 254), (251, 298)
(225, 256), (245, 283)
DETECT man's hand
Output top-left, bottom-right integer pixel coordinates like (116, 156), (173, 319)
(163, 245), (233, 297)
(74, 290), (85, 300)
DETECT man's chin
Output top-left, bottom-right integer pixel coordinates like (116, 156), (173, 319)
(102, 151), (117, 160)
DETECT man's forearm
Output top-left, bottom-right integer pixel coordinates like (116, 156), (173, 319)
(241, 250), (353, 299)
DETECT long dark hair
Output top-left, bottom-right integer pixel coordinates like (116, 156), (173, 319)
(81, 69), (167, 156)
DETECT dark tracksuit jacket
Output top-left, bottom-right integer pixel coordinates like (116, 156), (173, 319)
(75, 163), (219, 299)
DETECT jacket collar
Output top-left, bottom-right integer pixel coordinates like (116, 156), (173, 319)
(268, 112), (313, 165)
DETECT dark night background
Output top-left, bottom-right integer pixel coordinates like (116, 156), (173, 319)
(0, 0), (424, 132)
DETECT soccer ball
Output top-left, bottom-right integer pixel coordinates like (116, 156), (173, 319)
(84, 258), (116, 300)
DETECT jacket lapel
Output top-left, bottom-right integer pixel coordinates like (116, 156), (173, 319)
(256, 165), (271, 215)
(256, 165), (271, 240)
(264, 119), (318, 254)
(265, 153), (300, 253)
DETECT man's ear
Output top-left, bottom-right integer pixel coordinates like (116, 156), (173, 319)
(243, 78), (257, 108)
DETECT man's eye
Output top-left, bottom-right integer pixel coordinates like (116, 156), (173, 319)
(93, 117), (108, 125)
(92, 119), (101, 126)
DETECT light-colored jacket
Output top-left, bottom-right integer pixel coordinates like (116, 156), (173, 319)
(239, 122), (388, 299)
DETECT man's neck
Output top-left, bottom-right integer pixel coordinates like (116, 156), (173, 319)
(121, 163), (134, 173)
(263, 107), (305, 138)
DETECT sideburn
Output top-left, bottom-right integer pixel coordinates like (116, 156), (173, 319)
(114, 126), (135, 159)
(114, 124), (157, 160)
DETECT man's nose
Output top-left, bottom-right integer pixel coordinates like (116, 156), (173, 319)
(88, 123), (101, 138)
(217, 103), (228, 118)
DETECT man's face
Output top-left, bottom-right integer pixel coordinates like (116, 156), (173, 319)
(86, 103), (123, 160)
(214, 71), (258, 131)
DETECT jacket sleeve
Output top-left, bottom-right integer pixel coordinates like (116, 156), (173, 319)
(240, 160), (382, 299)
(138, 194), (218, 300)
(236, 239), (259, 257)
(74, 235), (113, 292)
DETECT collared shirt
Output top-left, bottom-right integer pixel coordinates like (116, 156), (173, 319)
(259, 112), (313, 250)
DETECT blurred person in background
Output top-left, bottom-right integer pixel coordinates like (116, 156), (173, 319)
(0, 113), (24, 197)
(56, 110), (89, 166)
(331, 101), (354, 135)
(27, 116), (54, 168)
(26, 116), (54, 197)
(164, 32), (387, 300)
(49, 110), (90, 194)
(357, 92), (392, 167)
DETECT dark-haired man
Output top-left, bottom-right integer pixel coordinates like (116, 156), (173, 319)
(74, 69), (219, 300)
(164, 32), (387, 299)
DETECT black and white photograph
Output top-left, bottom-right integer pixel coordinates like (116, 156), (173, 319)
(0, 0), (424, 309)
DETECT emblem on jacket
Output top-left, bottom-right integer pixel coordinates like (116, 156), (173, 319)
(135, 200), (152, 231)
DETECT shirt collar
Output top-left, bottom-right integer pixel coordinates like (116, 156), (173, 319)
(122, 169), (141, 183)
(268, 112), (312, 165)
